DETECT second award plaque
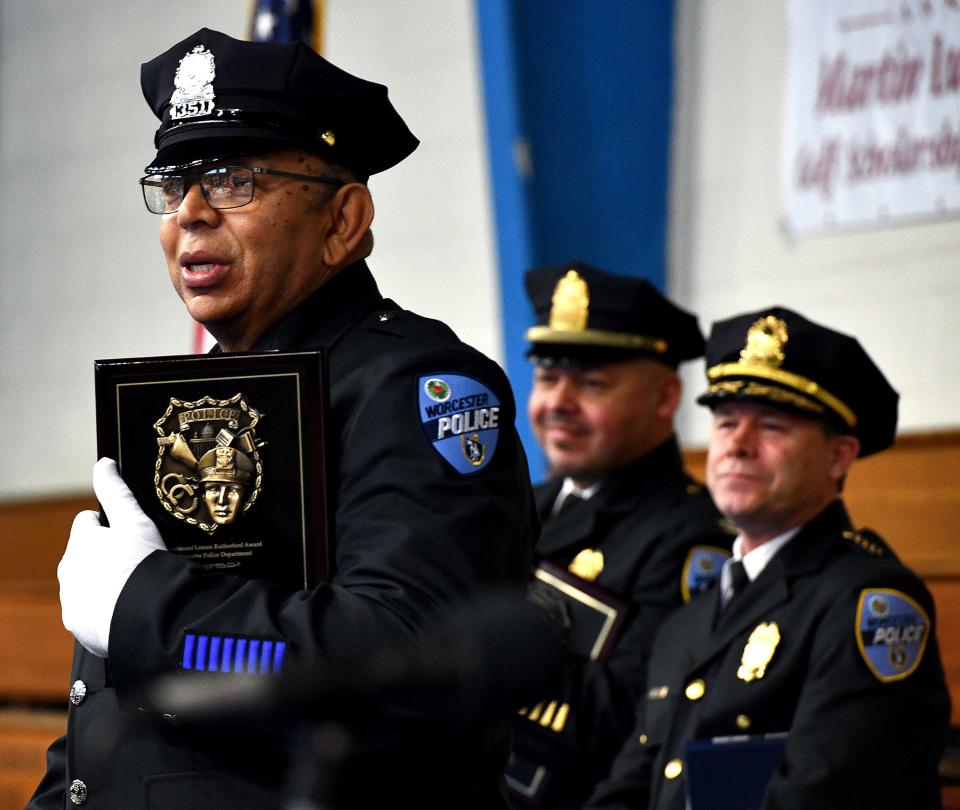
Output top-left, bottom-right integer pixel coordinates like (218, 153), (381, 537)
(95, 350), (330, 591)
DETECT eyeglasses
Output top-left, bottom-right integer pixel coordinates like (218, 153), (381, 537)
(139, 165), (346, 214)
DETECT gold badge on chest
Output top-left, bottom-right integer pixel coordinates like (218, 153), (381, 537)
(737, 622), (781, 682)
(568, 548), (604, 582)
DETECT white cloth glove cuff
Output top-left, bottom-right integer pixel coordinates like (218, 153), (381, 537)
(58, 458), (166, 657)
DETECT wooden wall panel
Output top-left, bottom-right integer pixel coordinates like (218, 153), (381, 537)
(0, 710), (66, 808)
(0, 592), (72, 702)
(928, 579), (960, 727)
(0, 495), (95, 587)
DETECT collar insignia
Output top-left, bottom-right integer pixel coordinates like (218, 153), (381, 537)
(170, 45), (217, 120)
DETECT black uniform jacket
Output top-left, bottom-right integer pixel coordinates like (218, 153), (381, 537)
(30, 262), (537, 810)
(586, 500), (951, 810)
(509, 439), (732, 809)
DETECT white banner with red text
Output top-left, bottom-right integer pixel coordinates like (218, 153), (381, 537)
(784, 0), (960, 233)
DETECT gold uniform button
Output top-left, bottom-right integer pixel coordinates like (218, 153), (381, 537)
(638, 733), (648, 745)
(664, 759), (683, 780)
(736, 714), (752, 730)
(685, 679), (706, 700)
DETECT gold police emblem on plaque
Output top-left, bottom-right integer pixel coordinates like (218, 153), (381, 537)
(153, 393), (265, 533)
(737, 621), (781, 682)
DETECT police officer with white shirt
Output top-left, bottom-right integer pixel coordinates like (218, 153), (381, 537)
(586, 306), (950, 810)
(507, 263), (732, 809)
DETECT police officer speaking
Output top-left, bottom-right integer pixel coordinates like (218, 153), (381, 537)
(586, 307), (950, 810)
(507, 263), (732, 809)
(29, 28), (536, 810)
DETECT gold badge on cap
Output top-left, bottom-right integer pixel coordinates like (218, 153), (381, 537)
(171, 45), (217, 120)
(548, 270), (590, 332)
(568, 548), (604, 582)
(740, 315), (789, 367)
(737, 622), (781, 682)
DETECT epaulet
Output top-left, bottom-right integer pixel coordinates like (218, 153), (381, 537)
(843, 528), (892, 558)
(367, 308), (406, 331)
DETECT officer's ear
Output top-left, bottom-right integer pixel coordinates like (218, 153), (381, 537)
(827, 433), (860, 485)
(655, 369), (682, 420)
(320, 183), (375, 268)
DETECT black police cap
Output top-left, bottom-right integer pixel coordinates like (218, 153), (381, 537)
(524, 262), (705, 367)
(141, 28), (419, 175)
(697, 306), (898, 457)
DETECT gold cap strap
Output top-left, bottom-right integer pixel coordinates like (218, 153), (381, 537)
(526, 325), (668, 354)
(706, 361), (857, 427)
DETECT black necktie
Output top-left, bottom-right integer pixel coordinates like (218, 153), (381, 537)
(723, 559), (750, 610)
(556, 491), (585, 516)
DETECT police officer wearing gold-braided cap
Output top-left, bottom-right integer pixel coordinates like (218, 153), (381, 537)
(587, 307), (950, 810)
(506, 262), (733, 810)
(32, 27), (536, 810)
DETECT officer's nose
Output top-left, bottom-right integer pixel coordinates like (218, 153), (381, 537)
(546, 376), (578, 412)
(176, 179), (219, 226)
(727, 420), (758, 458)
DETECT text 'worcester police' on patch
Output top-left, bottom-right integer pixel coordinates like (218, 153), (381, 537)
(855, 588), (930, 682)
(418, 374), (500, 474)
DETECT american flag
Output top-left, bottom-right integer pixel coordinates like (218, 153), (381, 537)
(249, 0), (320, 48)
(193, 0), (321, 354)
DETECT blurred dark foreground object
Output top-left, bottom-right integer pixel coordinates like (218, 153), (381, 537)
(141, 590), (569, 808)
(145, 590), (567, 728)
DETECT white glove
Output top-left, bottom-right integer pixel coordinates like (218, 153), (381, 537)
(58, 457), (167, 657)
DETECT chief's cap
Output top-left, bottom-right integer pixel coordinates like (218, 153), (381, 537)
(141, 27), (419, 175)
(524, 262), (705, 367)
(697, 306), (898, 457)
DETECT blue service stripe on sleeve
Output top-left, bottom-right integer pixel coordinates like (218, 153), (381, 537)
(248, 640), (262, 674)
(272, 641), (286, 674)
(182, 633), (196, 670)
(195, 635), (209, 671)
(260, 641), (274, 676)
(208, 637), (222, 672)
(235, 638), (248, 673)
(221, 637), (235, 672)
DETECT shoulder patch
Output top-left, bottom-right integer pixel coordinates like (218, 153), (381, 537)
(681, 545), (731, 603)
(417, 374), (501, 474)
(856, 588), (930, 682)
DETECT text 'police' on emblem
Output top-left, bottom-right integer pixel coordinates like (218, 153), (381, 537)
(856, 588), (929, 682)
(418, 374), (500, 474)
(153, 393), (265, 533)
